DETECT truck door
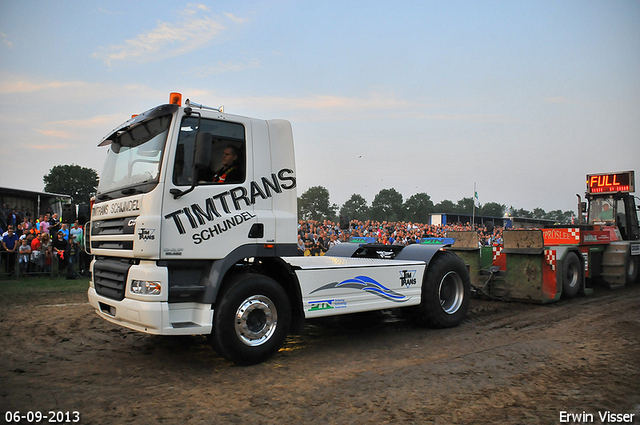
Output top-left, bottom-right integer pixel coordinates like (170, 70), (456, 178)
(623, 196), (639, 240)
(161, 113), (259, 260)
(249, 120), (276, 244)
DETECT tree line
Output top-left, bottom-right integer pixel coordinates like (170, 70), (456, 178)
(299, 186), (575, 224)
(40, 165), (574, 224)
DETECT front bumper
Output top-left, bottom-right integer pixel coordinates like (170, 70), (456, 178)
(88, 287), (213, 335)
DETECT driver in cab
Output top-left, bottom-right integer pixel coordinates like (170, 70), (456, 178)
(598, 203), (614, 221)
(202, 145), (243, 184)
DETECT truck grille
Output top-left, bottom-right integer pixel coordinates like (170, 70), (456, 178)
(92, 216), (137, 235)
(91, 240), (134, 250)
(91, 216), (137, 252)
(94, 257), (137, 301)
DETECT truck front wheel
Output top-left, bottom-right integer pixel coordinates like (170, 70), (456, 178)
(414, 251), (470, 328)
(212, 274), (291, 366)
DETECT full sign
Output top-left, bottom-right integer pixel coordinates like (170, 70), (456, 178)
(586, 171), (635, 194)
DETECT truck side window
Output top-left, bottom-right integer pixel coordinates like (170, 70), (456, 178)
(173, 116), (246, 186)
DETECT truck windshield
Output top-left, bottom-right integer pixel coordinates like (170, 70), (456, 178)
(588, 197), (619, 225)
(97, 115), (172, 197)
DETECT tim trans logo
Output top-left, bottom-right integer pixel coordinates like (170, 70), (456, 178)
(399, 270), (417, 287)
(138, 228), (156, 241)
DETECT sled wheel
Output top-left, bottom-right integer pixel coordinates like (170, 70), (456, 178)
(212, 274), (291, 366)
(562, 252), (583, 298)
(626, 253), (639, 285)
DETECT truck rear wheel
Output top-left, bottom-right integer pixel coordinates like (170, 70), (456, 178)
(562, 252), (583, 298)
(415, 251), (470, 328)
(212, 274), (291, 366)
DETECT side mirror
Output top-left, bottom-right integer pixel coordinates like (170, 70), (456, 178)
(580, 202), (587, 214)
(194, 132), (212, 169)
(171, 132), (212, 200)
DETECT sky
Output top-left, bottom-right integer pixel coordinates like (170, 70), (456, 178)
(1, 0), (639, 214)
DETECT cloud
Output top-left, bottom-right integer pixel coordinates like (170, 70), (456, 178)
(185, 92), (442, 122)
(203, 92), (517, 123)
(421, 113), (514, 123)
(54, 115), (125, 129)
(97, 7), (124, 16)
(186, 59), (262, 77)
(92, 5), (246, 65)
(0, 73), (162, 146)
(0, 72), (163, 104)
(0, 79), (79, 94)
(184, 3), (211, 15)
(1, 32), (12, 48)
(35, 114), (129, 140)
(0, 114), (25, 124)
(239, 93), (432, 112)
(223, 12), (248, 24)
(33, 130), (75, 140)
(22, 142), (72, 152)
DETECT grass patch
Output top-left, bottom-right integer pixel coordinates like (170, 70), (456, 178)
(0, 275), (90, 307)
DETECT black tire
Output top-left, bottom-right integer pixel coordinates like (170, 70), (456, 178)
(414, 251), (470, 328)
(212, 274), (291, 366)
(562, 252), (583, 298)
(626, 253), (639, 285)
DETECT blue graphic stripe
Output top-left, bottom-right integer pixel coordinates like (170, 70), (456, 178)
(362, 287), (406, 299)
(310, 275), (410, 303)
(338, 275), (393, 291)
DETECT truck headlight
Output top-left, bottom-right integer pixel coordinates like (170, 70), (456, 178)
(131, 280), (162, 295)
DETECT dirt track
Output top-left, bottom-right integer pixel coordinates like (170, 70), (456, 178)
(1, 283), (639, 425)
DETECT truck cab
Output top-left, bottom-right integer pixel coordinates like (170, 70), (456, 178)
(587, 194), (639, 241)
(89, 95), (298, 337)
(583, 171), (640, 286)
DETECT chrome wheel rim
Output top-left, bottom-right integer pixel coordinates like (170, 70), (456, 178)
(234, 295), (278, 346)
(566, 261), (580, 288)
(439, 271), (464, 314)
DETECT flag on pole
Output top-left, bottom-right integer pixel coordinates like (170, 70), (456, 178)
(474, 184), (479, 207)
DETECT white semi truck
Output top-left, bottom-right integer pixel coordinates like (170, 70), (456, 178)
(87, 93), (471, 365)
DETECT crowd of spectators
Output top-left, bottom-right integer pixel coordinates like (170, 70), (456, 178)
(298, 219), (505, 256)
(1, 205), (87, 278)
(2, 205), (510, 271)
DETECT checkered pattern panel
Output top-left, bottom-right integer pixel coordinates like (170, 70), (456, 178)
(567, 228), (580, 242)
(544, 249), (556, 271)
(492, 246), (503, 261)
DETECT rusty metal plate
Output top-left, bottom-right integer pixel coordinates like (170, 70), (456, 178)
(504, 230), (544, 250)
(448, 231), (479, 249)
